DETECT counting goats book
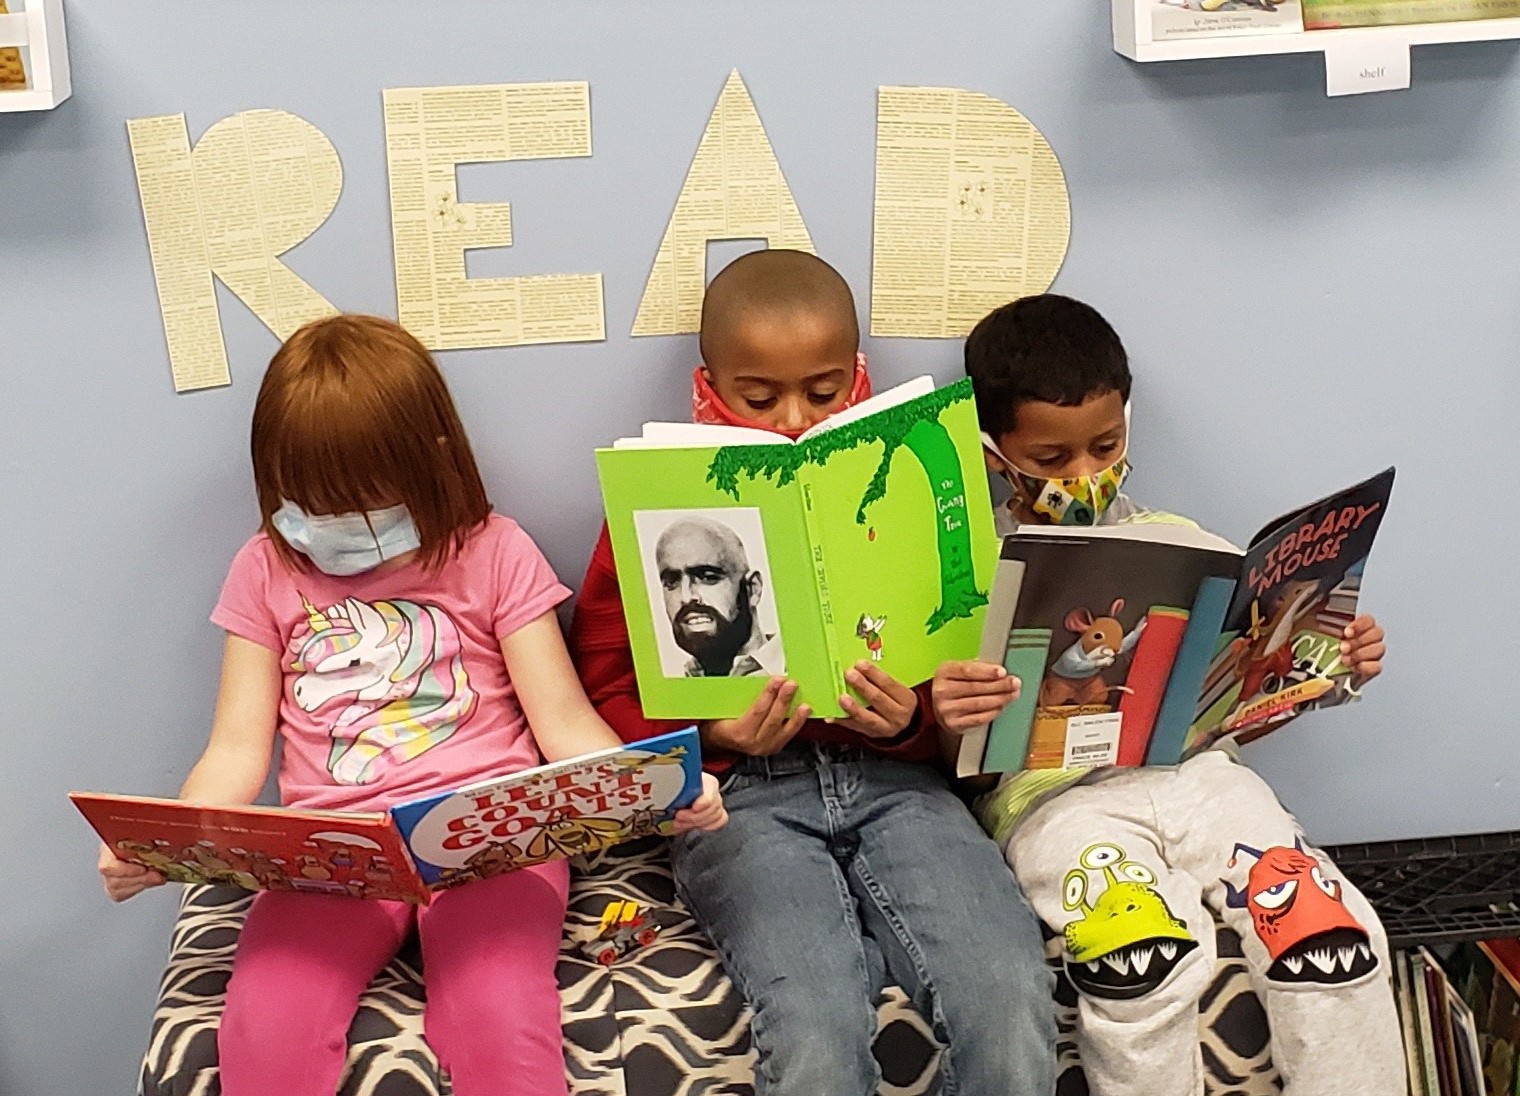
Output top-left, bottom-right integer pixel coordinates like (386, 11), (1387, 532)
(596, 377), (998, 720)
(958, 468), (1393, 776)
(73, 727), (702, 903)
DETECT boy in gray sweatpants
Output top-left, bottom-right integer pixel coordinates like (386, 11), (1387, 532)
(931, 294), (1404, 1096)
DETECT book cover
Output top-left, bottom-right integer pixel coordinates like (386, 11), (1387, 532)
(962, 467), (1394, 775)
(69, 794), (430, 903)
(971, 528), (1241, 774)
(977, 627), (1052, 773)
(1411, 951), (1446, 1096)
(1481, 939), (1520, 1095)
(1422, 947), (1460, 1096)
(1147, 0), (1305, 40)
(596, 377), (997, 719)
(1303, 0), (1520, 28)
(1184, 467), (1395, 756)
(955, 557), (1026, 777)
(0, 1), (25, 89)
(74, 729), (703, 902)
(389, 727), (703, 889)
(1115, 606), (1189, 765)
(1395, 951), (1428, 1096)
(1446, 980), (1485, 1096)
(1146, 576), (1237, 765)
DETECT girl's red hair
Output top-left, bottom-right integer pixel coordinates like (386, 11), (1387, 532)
(251, 314), (490, 570)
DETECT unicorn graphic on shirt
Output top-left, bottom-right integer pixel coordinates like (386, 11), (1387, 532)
(289, 595), (477, 786)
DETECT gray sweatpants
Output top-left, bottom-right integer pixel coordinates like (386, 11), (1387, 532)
(1006, 750), (1404, 1096)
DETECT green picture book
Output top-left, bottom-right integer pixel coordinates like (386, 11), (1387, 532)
(594, 376), (999, 720)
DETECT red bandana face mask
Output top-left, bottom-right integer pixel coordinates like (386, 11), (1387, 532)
(691, 353), (873, 439)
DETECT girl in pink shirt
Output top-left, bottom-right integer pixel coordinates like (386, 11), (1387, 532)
(98, 314), (726, 1096)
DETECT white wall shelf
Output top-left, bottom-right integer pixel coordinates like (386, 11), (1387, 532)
(1113, 2), (1520, 95)
(0, 0), (69, 112)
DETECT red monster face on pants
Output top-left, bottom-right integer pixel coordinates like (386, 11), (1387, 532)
(1223, 839), (1378, 985)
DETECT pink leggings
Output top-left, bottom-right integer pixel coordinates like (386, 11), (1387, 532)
(218, 861), (569, 1096)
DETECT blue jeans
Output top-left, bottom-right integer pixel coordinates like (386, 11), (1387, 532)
(671, 742), (1055, 1095)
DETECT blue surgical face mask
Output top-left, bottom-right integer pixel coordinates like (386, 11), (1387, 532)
(272, 501), (422, 576)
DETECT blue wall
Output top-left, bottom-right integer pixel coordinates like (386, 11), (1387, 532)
(3, 2), (1516, 1091)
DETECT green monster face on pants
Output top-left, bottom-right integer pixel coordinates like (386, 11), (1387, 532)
(1061, 843), (1199, 1000)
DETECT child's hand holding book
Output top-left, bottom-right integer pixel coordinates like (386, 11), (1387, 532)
(931, 660), (1021, 733)
(1342, 615), (1386, 687)
(98, 842), (165, 903)
(827, 661), (920, 739)
(700, 678), (812, 756)
(671, 773), (729, 832)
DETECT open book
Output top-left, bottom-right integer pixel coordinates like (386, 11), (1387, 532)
(595, 377), (998, 720)
(958, 468), (1394, 776)
(73, 728), (702, 904)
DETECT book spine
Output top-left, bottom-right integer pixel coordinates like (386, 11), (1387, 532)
(1422, 950), (1457, 1096)
(1147, 577), (1236, 765)
(800, 473), (846, 706)
(981, 627), (1052, 773)
(1410, 952), (1443, 1096)
(958, 557), (1025, 777)
(1393, 952), (1422, 1096)
(1435, 953), (1467, 1096)
(1115, 606), (1188, 767)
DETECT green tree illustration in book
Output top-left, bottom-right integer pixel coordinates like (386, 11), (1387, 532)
(596, 377), (999, 719)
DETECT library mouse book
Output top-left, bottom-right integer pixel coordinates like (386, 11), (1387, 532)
(958, 468), (1394, 776)
(73, 728), (702, 902)
(595, 376), (998, 720)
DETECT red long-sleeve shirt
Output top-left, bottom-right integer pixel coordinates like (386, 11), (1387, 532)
(568, 524), (940, 772)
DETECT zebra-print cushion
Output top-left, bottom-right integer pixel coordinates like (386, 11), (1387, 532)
(140, 837), (1279, 1096)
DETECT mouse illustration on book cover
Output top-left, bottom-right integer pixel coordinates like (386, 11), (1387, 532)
(1038, 599), (1146, 710)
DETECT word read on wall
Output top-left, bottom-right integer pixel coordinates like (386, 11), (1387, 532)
(127, 71), (1070, 394)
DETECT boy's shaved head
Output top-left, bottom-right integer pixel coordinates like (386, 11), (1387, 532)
(699, 249), (859, 368)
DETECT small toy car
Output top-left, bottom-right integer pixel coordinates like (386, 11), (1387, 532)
(582, 900), (662, 966)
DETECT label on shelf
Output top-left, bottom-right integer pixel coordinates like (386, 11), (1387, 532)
(1324, 37), (1412, 94)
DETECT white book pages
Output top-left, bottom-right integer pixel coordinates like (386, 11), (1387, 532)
(1014, 521), (1242, 555)
(798, 375), (936, 441)
(611, 375), (939, 449)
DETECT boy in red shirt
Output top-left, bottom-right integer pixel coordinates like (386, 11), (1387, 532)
(570, 250), (1052, 1095)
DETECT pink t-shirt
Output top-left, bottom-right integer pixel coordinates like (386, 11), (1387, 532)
(212, 513), (571, 812)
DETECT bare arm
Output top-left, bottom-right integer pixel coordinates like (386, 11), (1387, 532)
(503, 612), (627, 763)
(504, 611), (727, 832)
(100, 633), (280, 902)
(179, 634), (282, 804)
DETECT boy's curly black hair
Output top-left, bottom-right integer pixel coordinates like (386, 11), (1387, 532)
(964, 294), (1132, 438)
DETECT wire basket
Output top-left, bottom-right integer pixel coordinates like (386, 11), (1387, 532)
(1323, 830), (1520, 948)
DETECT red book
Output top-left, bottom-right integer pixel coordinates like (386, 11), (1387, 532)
(72, 793), (429, 903)
(1116, 607), (1189, 767)
(1481, 937), (1520, 991)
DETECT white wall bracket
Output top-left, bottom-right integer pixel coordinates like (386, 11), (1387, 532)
(0, 0), (69, 112)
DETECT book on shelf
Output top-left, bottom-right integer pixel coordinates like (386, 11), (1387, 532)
(1396, 941), (1520, 1096)
(0, 1), (26, 90)
(1143, 0), (1306, 41)
(1303, 0), (1520, 29)
(958, 467), (1394, 776)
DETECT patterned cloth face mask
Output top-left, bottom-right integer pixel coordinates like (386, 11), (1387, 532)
(981, 407), (1132, 527)
(272, 501), (422, 576)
